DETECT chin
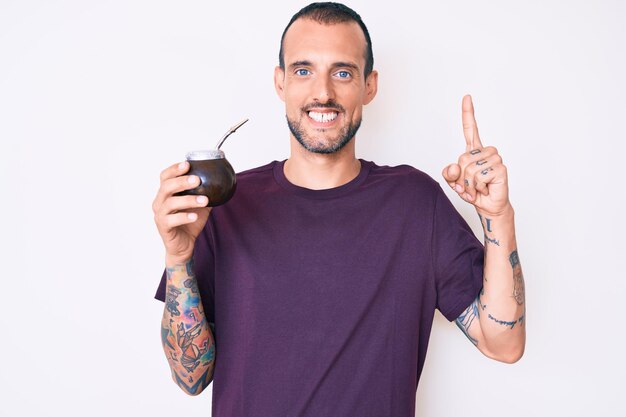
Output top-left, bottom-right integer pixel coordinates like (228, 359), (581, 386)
(298, 135), (354, 154)
(287, 115), (361, 155)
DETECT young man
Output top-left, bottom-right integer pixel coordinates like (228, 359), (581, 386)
(153, 3), (525, 416)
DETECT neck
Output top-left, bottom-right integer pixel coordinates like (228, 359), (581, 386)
(284, 136), (361, 190)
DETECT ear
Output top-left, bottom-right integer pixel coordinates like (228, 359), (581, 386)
(274, 66), (286, 102)
(363, 70), (378, 105)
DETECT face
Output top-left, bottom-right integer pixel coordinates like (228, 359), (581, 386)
(275, 19), (378, 154)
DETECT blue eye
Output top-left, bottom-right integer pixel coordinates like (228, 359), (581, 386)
(336, 71), (351, 78)
(296, 69), (310, 76)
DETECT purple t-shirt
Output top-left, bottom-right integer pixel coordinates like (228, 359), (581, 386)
(155, 159), (484, 417)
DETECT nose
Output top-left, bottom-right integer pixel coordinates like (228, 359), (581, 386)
(313, 74), (335, 103)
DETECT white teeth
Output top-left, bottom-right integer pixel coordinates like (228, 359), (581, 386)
(308, 111), (338, 123)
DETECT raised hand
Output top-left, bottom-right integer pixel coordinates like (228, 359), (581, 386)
(442, 95), (511, 216)
(153, 161), (212, 266)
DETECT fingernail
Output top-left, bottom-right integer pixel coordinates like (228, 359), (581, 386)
(464, 193), (474, 201)
(196, 196), (207, 205)
(178, 161), (187, 170)
(187, 212), (198, 221)
(188, 175), (197, 184)
(454, 184), (463, 193)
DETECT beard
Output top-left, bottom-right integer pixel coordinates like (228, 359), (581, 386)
(286, 102), (362, 154)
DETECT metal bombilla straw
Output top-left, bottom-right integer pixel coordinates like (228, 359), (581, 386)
(215, 118), (249, 150)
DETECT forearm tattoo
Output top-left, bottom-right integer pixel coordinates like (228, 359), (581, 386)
(484, 235), (500, 246)
(161, 259), (215, 394)
(165, 287), (182, 316)
(487, 312), (525, 329)
(478, 214), (500, 246)
(455, 289), (486, 346)
(509, 250), (525, 305)
(484, 217), (492, 232)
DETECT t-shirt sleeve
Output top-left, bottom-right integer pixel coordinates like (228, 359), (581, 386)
(153, 224), (216, 324)
(431, 186), (484, 322)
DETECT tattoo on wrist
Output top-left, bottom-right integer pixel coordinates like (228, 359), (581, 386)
(484, 234), (500, 246)
(478, 215), (499, 245)
(166, 258), (195, 277)
(478, 214), (493, 232)
(509, 250), (525, 305)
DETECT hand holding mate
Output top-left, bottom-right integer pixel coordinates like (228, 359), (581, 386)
(153, 161), (216, 394)
(153, 161), (212, 267)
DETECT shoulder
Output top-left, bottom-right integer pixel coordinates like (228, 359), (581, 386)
(235, 161), (276, 180)
(208, 161), (279, 224)
(365, 160), (442, 197)
(233, 161), (279, 190)
(221, 161), (285, 205)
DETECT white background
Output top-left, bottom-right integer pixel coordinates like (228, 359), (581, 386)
(1, 1), (625, 416)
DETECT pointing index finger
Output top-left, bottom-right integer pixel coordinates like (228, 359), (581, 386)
(462, 95), (483, 151)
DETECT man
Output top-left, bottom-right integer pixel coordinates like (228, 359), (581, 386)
(153, 3), (525, 416)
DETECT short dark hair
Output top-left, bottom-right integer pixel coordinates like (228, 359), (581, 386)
(278, 2), (374, 78)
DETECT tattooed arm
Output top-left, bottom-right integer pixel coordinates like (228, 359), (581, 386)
(153, 161), (216, 393)
(455, 209), (526, 363)
(443, 96), (525, 363)
(161, 259), (215, 395)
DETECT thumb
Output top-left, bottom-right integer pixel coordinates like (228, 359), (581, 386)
(442, 163), (461, 186)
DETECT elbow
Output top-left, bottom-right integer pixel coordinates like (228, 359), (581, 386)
(481, 334), (525, 364)
(171, 366), (214, 396)
(486, 343), (525, 364)
(171, 375), (210, 396)
(181, 386), (206, 397)
(497, 348), (524, 364)
(180, 386), (202, 396)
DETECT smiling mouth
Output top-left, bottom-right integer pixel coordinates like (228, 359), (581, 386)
(307, 111), (338, 123)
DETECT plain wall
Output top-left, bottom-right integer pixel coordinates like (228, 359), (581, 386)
(1, 1), (625, 416)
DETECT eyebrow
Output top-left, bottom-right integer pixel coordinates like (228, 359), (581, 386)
(287, 60), (361, 71)
(333, 62), (360, 71)
(288, 60), (313, 70)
